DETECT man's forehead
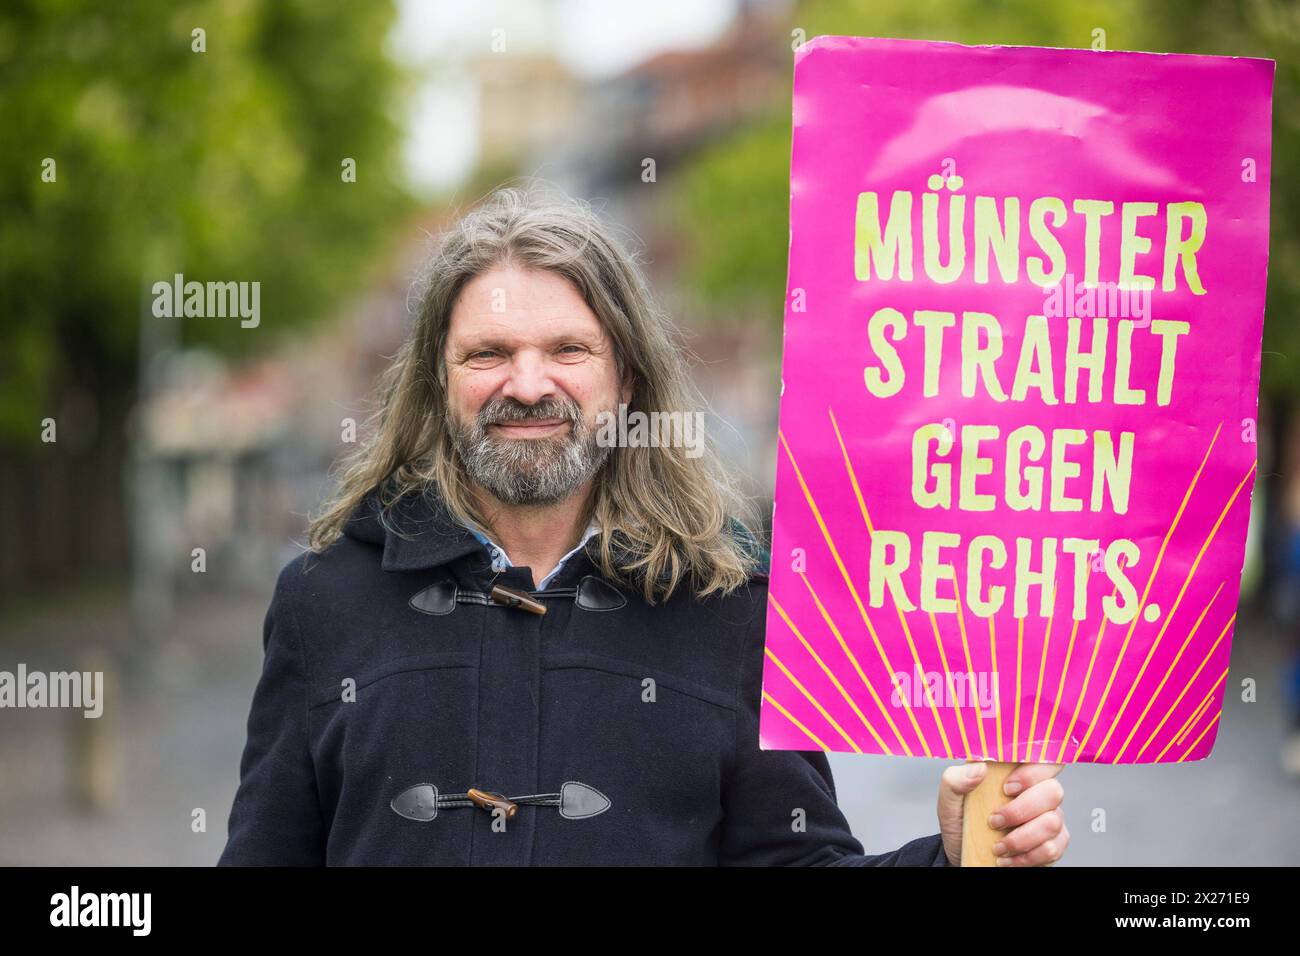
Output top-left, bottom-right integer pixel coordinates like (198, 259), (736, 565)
(456, 303), (593, 322)
(456, 264), (582, 305)
(447, 305), (607, 343)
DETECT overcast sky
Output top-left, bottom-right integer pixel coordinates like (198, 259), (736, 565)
(391, 0), (743, 193)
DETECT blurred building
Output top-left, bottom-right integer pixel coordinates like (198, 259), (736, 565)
(558, 4), (788, 200)
(475, 52), (583, 167)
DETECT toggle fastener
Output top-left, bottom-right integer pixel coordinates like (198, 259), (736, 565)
(391, 781), (611, 822)
(466, 788), (518, 818)
(489, 584), (547, 615)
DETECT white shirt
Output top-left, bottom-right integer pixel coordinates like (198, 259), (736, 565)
(468, 521), (601, 589)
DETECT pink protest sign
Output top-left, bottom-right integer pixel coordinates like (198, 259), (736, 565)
(760, 37), (1274, 764)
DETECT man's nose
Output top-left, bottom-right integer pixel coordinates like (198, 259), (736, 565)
(499, 349), (556, 406)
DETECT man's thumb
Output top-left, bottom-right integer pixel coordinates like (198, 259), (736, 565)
(938, 760), (988, 825)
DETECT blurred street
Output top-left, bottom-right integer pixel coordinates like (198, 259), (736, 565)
(4, 0), (1300, 870)
(0, 583), (1295, 865)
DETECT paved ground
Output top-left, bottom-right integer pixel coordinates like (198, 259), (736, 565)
(0, 588), (262, 866)
(1, 587), (1296, 865)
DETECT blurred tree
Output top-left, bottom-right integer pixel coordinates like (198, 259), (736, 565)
(1140, 0), (1300, 401)
(0, 0), (410, 591)
(675, 111), (792, 318)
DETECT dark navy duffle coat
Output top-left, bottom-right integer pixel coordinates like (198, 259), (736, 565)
(217, 486), (949, 866)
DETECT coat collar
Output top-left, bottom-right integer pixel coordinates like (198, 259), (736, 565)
(342, 483), (610, 577)
(340, 481), (770, 582)
(342, 485), (488, 573)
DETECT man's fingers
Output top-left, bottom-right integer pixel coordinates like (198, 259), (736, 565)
(1003, 760), (1065, 795)
(991, 807), (1065, 857)
(986, 775), (1064, 829)
(1001, 761), (1064, 796)
(995, 821), (1070, 867)
(941, 760), (1063, 799)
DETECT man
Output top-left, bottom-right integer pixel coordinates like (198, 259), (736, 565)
(218, 186), (1068, 866)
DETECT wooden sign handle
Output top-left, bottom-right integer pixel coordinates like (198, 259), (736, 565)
(961, 760), (1019, 867)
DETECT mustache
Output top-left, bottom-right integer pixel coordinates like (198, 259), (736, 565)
(479, 398), (580, 426)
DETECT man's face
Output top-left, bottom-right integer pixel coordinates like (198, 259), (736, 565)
(443, 264), (632, 506)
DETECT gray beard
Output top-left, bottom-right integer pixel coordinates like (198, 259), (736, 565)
(447, 395), (613, 505)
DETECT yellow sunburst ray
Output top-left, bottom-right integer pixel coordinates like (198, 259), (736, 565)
(764, 647), (863, 752)
(930, 610), (974, 756)
(793, 572), (911, 752)
(1156, 667), (1228, 761)
(1038, 617), (1080, 763)
(952, 576), (992, 757)
(1014, 616), (1025, 762)
(778, 428), (934, 756)
(829, 407), (952, 758)
(769, 589), (894, 754)
(1067, 424), (1222, 762)
(763, 691), (831, 751)
(1110, 582), (1224, 763)
(1026, 578), (1059, 765)
(1081, 456), (1253, 761)
(989, 616), (1004, 761)
(1175, 697), (1212, 748)
(1176, 711), (1222, 763)
(1134, 613), (1234, 762)
(1054, 595), (1116, 764)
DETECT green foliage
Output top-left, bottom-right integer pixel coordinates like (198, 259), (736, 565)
(1138, 0), (1300, 400)
(0, 0), (411, 443)
(673, 0), (1300, 400)
(675, 112), (792, 315)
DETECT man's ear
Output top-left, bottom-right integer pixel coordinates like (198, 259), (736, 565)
(620, 369), (634, 406)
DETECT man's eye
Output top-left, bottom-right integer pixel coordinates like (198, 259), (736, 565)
(468, 350), (499, 361)
(558, 345), (586, 355)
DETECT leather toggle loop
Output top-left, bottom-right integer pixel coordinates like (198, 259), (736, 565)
(574, 575), (626, 611)
(409, 575), (626, 616)
(391, 783), (440, 822)
(409, 580), (457, 615)
(391, 781), (610, 823)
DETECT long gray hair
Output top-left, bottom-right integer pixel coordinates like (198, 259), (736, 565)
(308, 182), (763, 603)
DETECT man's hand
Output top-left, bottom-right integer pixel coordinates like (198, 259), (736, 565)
(937, 760), (1068, 866)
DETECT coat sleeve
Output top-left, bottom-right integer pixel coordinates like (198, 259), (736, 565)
(217, 564), (327, 865)
(717, 601), (950, 867)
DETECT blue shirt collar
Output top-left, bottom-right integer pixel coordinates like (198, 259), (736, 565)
(468, 521), (601, 590)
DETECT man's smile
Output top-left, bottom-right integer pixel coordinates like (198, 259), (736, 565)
(489, 418), (570, 438)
